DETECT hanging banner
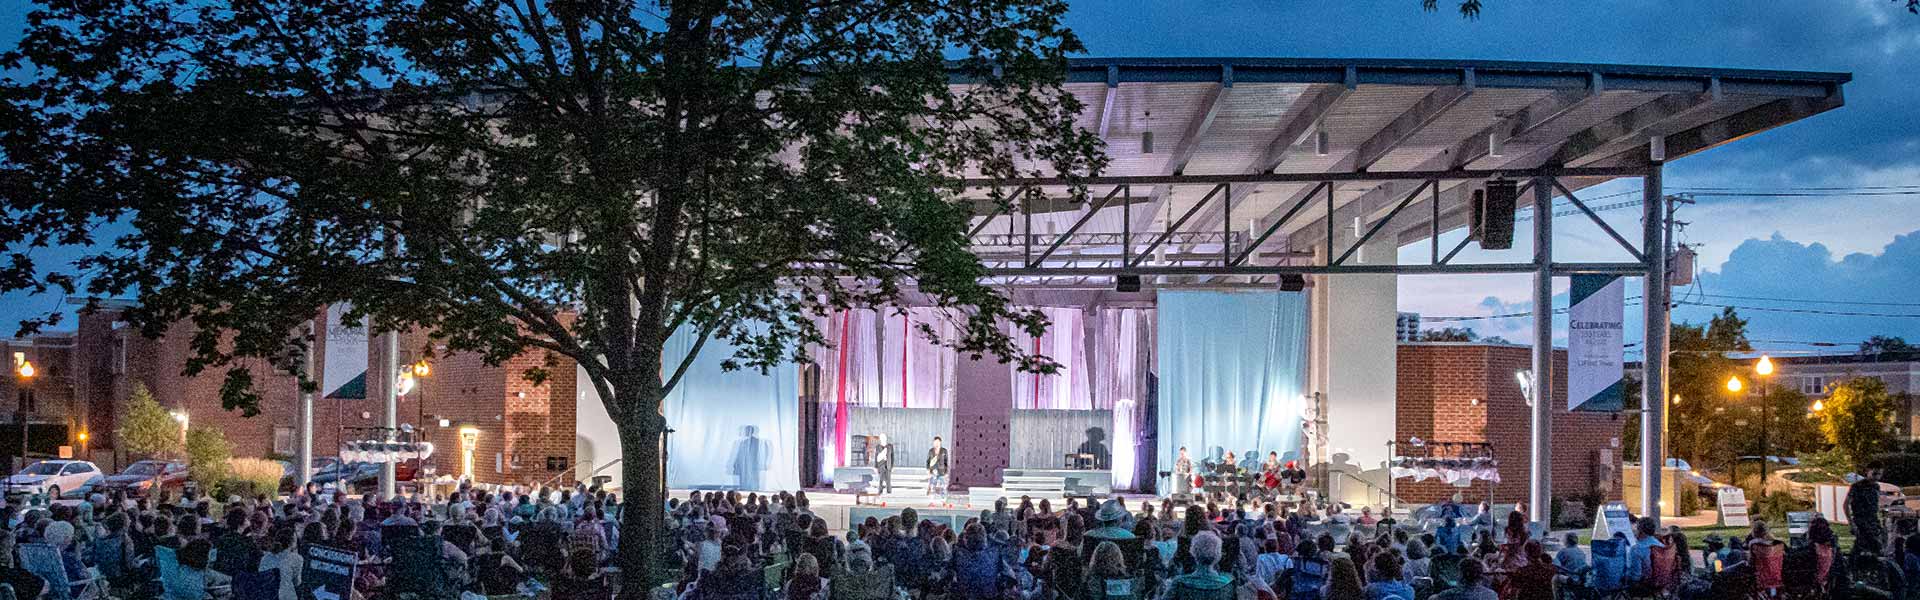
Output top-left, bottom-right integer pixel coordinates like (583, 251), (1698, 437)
(1568, 275), (1626, 412)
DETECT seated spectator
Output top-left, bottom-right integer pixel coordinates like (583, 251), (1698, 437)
(785, 552), (827, 600)
(554, 547), (614, 600)
(1164, 530), (1232, 600)
(831, 543), (895, 600)
(1429, 558), (1496, 600)
(1363, 551), (1413, 600)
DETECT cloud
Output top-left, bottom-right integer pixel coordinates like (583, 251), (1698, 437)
(1675, 229), (1920, 347)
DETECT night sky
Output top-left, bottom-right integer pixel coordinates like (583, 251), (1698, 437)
(4, 1), (1917, 356)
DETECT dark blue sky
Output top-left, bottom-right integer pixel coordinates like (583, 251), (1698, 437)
(4, 1), (1918, 355)
(1063, 0), (1920, 354)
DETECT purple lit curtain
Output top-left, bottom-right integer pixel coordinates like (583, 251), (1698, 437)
(812, 308), (958, 481)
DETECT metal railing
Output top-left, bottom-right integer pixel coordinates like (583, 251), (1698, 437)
(538, 458), (623, 490)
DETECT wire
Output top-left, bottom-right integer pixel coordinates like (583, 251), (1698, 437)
(1689, 293), (1920, 308)
(1675, 300), (1920, 319)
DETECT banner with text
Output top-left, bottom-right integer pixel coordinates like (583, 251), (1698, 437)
(1568, 275), (1625, 412)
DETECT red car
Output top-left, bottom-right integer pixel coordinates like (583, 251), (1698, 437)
(101, 460), (188, 497)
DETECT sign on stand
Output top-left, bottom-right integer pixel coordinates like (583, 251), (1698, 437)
(302, 544), (357, 600)
(1718, 487), (1750, 527)
(1592, 501), (1634, 541)
(1787, 511), (1815, 540)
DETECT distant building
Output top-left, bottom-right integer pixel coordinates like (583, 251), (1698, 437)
(1770, 352), (1920, 439)
(1396, 312), (1422, 342)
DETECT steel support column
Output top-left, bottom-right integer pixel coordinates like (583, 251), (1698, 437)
(381, 330), (398, 499)
(1641, 163), (1669, 525)
(297, 321), (315, 490)
(1530, 176), (1554, 524)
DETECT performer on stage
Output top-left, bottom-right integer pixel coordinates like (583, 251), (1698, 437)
(873, 434), (895, 494)
(925, 435), (950, 496)
(1260, 451), (1282, 497)
(1173, 446), (1195, 496)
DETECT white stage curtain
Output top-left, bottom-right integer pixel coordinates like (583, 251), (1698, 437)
(663, 324), (800, 491)
(1011, 307), (1094, 410)
(1155, 291), (1309, 494)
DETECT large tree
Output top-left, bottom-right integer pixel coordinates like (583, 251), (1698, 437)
(1820, 376), (1899, 470)
(0, 0), (1101, 593)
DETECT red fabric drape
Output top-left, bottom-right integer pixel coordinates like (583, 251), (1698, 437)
(833, 310), (852, 467)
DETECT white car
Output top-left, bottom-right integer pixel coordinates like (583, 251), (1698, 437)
(5, 460), (105, 500)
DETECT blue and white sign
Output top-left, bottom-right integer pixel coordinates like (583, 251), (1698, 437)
(1568, 275), (1625, 412)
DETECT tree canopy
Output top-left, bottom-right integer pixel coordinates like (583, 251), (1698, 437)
(1820, 376), (1899, 470)
(1, 0), (1098, 594)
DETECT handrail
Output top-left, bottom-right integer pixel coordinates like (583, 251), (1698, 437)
(1332, 469), (1410, 508)
(538, 458), (623, 490)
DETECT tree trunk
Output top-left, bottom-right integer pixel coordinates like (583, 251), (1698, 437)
(618, 395), (668, 600)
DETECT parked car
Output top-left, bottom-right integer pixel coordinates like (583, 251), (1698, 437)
(100, 460), (188, 497)
(4, 460), (106, 500)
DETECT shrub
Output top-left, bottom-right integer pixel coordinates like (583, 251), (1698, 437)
(184, 426), (233, 489)
(1870, 452), (1920, 487)
(1753, 491), (1811, 525)
(1678, 485), (1703, 516)
(221, 458), (284, 499)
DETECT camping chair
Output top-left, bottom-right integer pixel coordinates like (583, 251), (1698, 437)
(17, 543), (103, 600)
(1649, 542), (1679, 597)
(1587, 537), (1630, 598)
(388, 535), (456, 599)
(1750, 541), (1785, 598)
(230, 569), (279, 600)
(764, 560), (790, 595)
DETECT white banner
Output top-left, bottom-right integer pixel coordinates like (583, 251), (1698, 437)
(1568, 275), (1625, 412)
(322, 304), (368, 398)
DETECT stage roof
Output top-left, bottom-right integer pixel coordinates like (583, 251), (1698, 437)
(962, 58), (1849, 283)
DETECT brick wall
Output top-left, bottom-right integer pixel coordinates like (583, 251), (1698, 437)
(1395, 343), (1625, 506)
(366, 329), (578, 487)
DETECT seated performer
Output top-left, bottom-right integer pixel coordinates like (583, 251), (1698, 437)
(1261, 452), (1283, 497)
(1172, 446), (1195, 497)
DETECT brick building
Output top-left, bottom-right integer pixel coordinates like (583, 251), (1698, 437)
(0, 333), (82, 466)
(1395, 342), (1626, 507)
(363, 329), (579, 488)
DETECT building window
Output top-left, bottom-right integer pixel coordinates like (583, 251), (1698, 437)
(273, 426), (295, 455)
(111, 339), (126, 375)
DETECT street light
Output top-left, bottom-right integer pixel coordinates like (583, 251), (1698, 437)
(1727, 376), (1743, 393)
(13, 358), (34, 475)
(407, 360), (432, 494)
(1812, 399), (1825, 412)
(1754, 355), (1775, 494)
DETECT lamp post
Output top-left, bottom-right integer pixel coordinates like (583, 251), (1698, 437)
(1755, 356), (1775, 495)
(14, 358), (34, 478)
(1727, 375), (1744, 490)
(408, 360), (431, 494)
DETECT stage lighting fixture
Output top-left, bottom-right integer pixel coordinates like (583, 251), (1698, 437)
(1278, 274), (1306, 292)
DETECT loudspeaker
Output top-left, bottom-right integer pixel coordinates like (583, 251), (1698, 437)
(1478, 180), (1518, 250)
(1115, 274), (1142, 293)
(1278, 274), (1306, 292)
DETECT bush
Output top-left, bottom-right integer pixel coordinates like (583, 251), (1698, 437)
(1753, 491), (1811, 525)
(184, 426), (233, 488)
(1870, 452), (1920, 486)
(1678, 485), (1703, 516)
(219, 458), (284, 499)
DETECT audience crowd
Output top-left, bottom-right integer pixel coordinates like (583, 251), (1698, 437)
(0, 482), (1909, 600)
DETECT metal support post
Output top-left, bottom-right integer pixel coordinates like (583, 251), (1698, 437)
(381, 330), (398, 499)
(1530, 176), (1554, 525)
(1641, 163), (1668, 524)
(297, 321), (315, 490)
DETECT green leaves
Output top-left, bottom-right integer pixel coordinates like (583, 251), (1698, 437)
(1, 0), (1095, 422)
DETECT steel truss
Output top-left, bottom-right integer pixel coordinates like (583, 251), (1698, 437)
(964, 165), (1655, 279)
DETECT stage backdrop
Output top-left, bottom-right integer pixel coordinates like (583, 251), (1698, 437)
(1155, 290), (1309, 492)
(663, 325), (801, 491)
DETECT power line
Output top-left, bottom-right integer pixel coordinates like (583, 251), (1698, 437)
(1675, 300), (1920, 319)
(1690, 293), (1920, 308)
